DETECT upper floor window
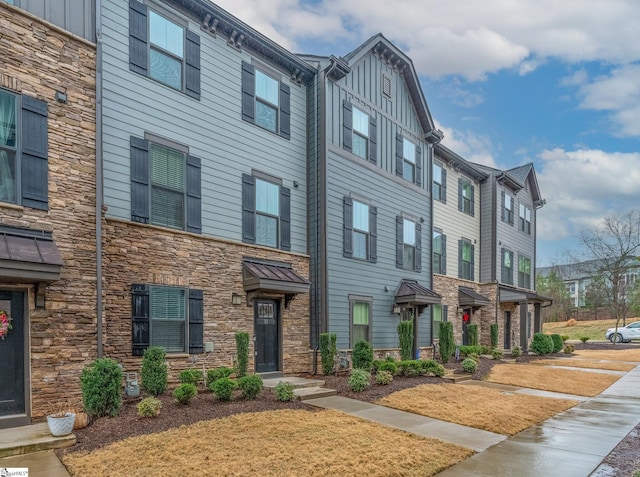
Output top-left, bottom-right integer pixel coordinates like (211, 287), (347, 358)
(458, 239), (474, 280)
(343, 100), (377, 164)
(0, 91), (17, 204)
(242, 62), (290, 139)
(433, 162), (446, 202)
(130, 135), (202, 233)
(129, 2), (200, 99)
(458, 179), (474, 216)
(518, 254), (531, 289)
(402, 139), (416, 182)
(242, 173), (291, 251)
(519, 204), (531, 234)
(433, 229), (446, 275)
(343, 196), (377, 262)
(396, 216), (422, 272)
(502, 191), (514, 225)
(501, 248), (513, 285)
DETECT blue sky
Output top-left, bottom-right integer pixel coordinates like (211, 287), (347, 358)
(216, 0), (640, 266)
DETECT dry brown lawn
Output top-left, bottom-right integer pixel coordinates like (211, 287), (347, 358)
(531, 358), (635, 372)
(62, 409), (472, 477)
(376, 383), (577, 435)
(486, 364), (621, 396)
(573, 349), (640, 362)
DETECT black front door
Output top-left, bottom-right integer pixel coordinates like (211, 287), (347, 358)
(255, 299), (279, 373)
(462, 309), (470, 345)
(0, 292), (25, 418)
(504, 311), (512, 349)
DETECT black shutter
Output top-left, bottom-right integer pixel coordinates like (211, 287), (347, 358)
(130, 136), (150, 224)
(241, 61), (255, 124)
(129, 0), (148, 76)
(186, 154), (202, 234)
(188, 289), (204, 354)
(132, 284), (150, 356)
(396, 215), (404, 268)
(242, 173), (256, 244)
(369, 114), (377, 164)
(416, 145), (422, 187)
(470, 184), (475, 217)
(279, 82), (291, 140)
(21, 96), (48, 210)
(343, 100), (352, 152)
(280, 186), (291, 251)
(458, 178), (463, 212)
(441, 168), (447, 203)
(369, 206), (377, 263)
(458, 240), (463, 278)
(343, 196), (353, 258)
(395, 133), (403, 177)
(470, 244), (475, 281)
(185, 30), (201, 100)
(501, 247), (506, 282)
(501, 190), (506, 221)
(415, 222), (422, 272)
(441, 234), (447, 274)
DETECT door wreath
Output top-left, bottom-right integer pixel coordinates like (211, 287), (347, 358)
(0, 310), (12, 339)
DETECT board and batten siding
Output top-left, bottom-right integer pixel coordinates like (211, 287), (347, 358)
(101, 1), (308, 253)
(7, 0), (94, 40)
(479, 177), (495, 282)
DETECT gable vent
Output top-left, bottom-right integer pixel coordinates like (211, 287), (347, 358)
(382, 74), (391, 97)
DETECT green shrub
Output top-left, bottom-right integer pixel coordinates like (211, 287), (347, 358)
(375, 370), (393, 385)
(352, 340), (374, 371)
(560, 335), (570, 342)
(137, 397), (162, 418)
(397, 360), (423, 377)
(274, 381), (295, 402)
(564, 344), (575, 353)
(385, 355), (396, 362)
(467, 324), (478, 346)
(141, 346), (168, 396)
(210, 377), (237, 401)
(237, 375), (263, 399)
(580, 336), (590, 343)
(179, 369), (203, 385)
(373, 360), (399, 375)
(439, 321), (455, 364)
(173, 383), (197, 405)
(348, 369), (370, 392)
(531, 333), (554, 355)
(490, 323), (499, 349)
(206, 367), (234, 384)
(492, 348), (504, 360)
(397, 320), (414, 361)
(80, 357), (123, 418)
(459, 345), (484, 357)
(511, 346), (521, 358)
(319, 333), (337, 375)
(462, 357), (477, 373)
(550, 334), (563, 353)
(235, 332), (250, 378)
(422, 359), (445, 377)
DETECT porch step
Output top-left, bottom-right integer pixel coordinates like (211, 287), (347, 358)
(443, 373), (474, 384)
(262, 376), (326, 390)
(0, 422), (76, 458)
(294, 387), (337, 401)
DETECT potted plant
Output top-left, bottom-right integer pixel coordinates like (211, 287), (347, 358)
(47, 402), (76, 437)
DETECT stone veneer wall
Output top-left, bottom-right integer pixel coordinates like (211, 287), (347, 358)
(102, 219), (312, 380)
(0, 4), (97, 418)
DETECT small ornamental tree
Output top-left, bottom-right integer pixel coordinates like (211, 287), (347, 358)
(490, 324), (499, 349)
(352, 340), (374, 370)
(235, 332), (250, 378)
(80, 358), (123, 418)
(141, 346), (168, 396)
(439, 321), (455, 364)
(467, 324), (478, 346)
(319, 333), (337, 375)
(397, 320), (414, 361)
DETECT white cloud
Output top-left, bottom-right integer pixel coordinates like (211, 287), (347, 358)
(436, 122), (498, 168)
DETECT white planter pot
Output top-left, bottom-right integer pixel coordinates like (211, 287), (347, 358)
(47, 413), (76, 437)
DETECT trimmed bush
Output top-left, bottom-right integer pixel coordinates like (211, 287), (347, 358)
(375, 370), (393, 385)
(397, 320), (414, 361)
(238, 375), (263, 400)
(141, 346), (168, 396)
(580, 336), (590, 343)
(173, 383), (197, 405)
(80, 358), (123, 418)
(439, 321), (455, 364)
(459, 345), (484, 357)
(490, 323), (499, 349)
(467, 324), (478, 346)
(560, 335), (570, 342)
(274, 381), (295, 402)
(348, 369), (370, 392)
(531, 333), (554, 355)
(235, 332), (250, 378)
(179, 369), (203, 385)
(550, 334), (563, 353)
(210, 377), (237, 401)
(206, 367), (234, 385)
(564, 344), (575, 353)
(492, 348), (504, 360)
(397, 360), (423, 377)
(462, 357), (477, 373)
(373, 360), (399, 375)
(352, 340), (374, 371)
(511, 346), (521, 358)
(319, 333), (337, 375)
(422, 359), (445, 377)
(137, 397), (162, 418)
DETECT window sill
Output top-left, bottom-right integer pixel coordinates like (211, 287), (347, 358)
(165, 353), (189, 359)
(0, 201), (24, 211)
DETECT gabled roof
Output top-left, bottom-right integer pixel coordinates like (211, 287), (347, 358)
(472, 161), (545, 208)
(435, 144), (489, 182)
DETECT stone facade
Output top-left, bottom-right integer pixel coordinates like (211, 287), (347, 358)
(0, 4), (97, 418)
(102, 219), (311, 381)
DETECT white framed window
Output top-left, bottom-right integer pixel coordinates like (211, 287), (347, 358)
(503, 192), (514, 224)
(150, 286), (187, 353)
(519, 203), (531, 234)
(149, 10), (185, 90)
(433, 230), (445, 274)
(255, 177), (280, 247)
(433, 162), (445, 201)
(150, 142), (186, 230)
(403, 218), (416, 271)
(255, 70), (279, 133)
(352, 107), (369, 159)
(403, 138), (416, 183)
(352, 200), (370, 260)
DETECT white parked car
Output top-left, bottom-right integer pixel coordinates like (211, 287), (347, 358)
(606, 321), (640, 343)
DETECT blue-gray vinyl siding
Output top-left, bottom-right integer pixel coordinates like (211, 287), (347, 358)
(9, 0), (94, 40)
(101, 1), (308, 253)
